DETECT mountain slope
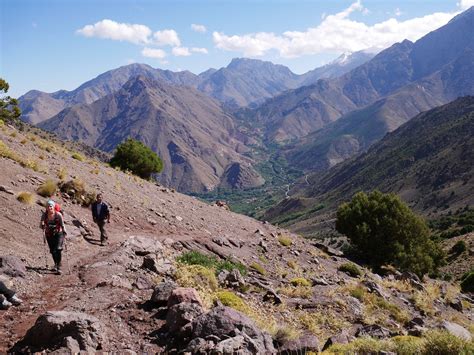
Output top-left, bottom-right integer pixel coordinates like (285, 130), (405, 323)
(248, 7), (474, 143)
(266, 97), (474, 234)
(38, 75), (261, 192)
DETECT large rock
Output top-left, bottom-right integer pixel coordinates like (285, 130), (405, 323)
(355, 324), (391, 339)
(188, 306), (275, 353)
(166, 302), (204, 333)
(12, 311), (107, 352)
(277, 332), (320, 354)
(168, 287), (203, 308)
(0, 255), (27, 277)
(123, 236), (164, 256)
(151, 281), (178, 305)
(439, 321), (472, 341)
(322, 329), (352, 351)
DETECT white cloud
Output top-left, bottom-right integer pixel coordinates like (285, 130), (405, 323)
(191, 47), (208, 54)
(458, 0), (474, 9)
(191, 24), (207, 33)
(153, 29), (181, 46)
(213, 1), (458, 58)
(172, 47), (191, 56)
(142, 47), (167, 59)
(76, 19), (151, 45)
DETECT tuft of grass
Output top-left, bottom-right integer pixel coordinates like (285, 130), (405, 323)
(410, 283), (440, 316)
(250, 262), (266, 275)
(59, 179), (96, 206)
(423, 330), (474, 354)
(215, 290), (249, 313)
(37, 179), (58, 197)
(338, 263), (362, 278)
(71, 152), (85, 161)
(17, 191), (34, 204)
(20, 138), (27, 144)
(290, 277), (311, 287)
(278, 235), (292, 247)
(174, 264), (218, 308)
(57, 167), (68, 181)
(279, 285), (312, 299)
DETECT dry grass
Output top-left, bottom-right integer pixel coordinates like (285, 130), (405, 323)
(17, 191), (34, 204)
(278, 235), (292, 247)
(278, 285), (313, 299)
(57, 167), (68, 181)
(410, 283), (441, 316)
(37, 179), (58, 197)
(250, 262), (266, 275)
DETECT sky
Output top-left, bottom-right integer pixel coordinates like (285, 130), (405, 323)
(1, 0), (474, 98)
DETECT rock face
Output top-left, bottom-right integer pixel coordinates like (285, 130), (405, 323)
(0, 255), (26, 277)
(12, 311), (107, 352)
(219, 162), (265, 189)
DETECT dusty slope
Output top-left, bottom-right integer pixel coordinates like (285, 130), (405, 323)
(0, 123), (472, 352)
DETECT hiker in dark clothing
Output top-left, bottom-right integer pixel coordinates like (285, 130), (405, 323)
(40, 200), (67, 274)
(0, 280), (23, 309)
(91, 193), (110, 246)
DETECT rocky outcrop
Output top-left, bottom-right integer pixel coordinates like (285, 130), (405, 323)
(12, 311), (107, 353)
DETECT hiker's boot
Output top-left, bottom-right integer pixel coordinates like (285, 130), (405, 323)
(9, 295), (23, 306)
(54, 263), (62, 275)
(0, 299), (12, 309)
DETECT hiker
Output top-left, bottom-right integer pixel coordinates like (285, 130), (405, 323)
(40, 200), (67, 274)
(91, 193), (110, 246)
(0, 280), (22, 309)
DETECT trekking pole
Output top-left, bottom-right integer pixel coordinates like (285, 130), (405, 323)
(43, 229), (49, 270)
(64, 236), (71, 275)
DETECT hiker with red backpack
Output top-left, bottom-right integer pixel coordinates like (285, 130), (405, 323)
(40, 200), (67, 274)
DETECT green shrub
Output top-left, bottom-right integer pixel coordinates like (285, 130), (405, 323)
(290, 277), (311, 287)
(110, 138), (163, 179)
(174, 264), (218, 291)
(177, 250), (247, 276)
(391, 336), (425, 355)
(338, 263), (362, 277)
(278, 235), (292, 247)
(36, 179), (58, 197)
(349, 285), (366, 300)
(17, 191), (34, 204)
(460, 270), (474, 293)
(71, 152), (85, 161)
(451, 240), (467, 255)
(336, 190), (444, 277)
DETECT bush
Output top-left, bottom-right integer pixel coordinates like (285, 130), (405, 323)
(17, 191), (34, 204)
(423, 330), (473, 354)
(278, 235), (292, 246)
(176, 250), (247, 276)
(336, 190), (444, 277)
(71, 152), (85, 161)
(215, 291), (248, 313)
(59, 179), (95, 206)
(110, 138), (163, 180)
(338, 263), (362, 277)
(174, 264), (218, 292)
(451, 240), (467, 255)
(290, 277), (311, 287)
(36, 179), (57, 197)
(460, 270), (474, 293)
(250, 262), (266, 275)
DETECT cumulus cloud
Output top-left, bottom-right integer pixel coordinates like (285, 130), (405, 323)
(142, 47), (167, 59)
(172, 47), (191, 56)
(76, 19), (151, 45)
(191, 24), (207, 33)
(213, 0), (458, 58)
(153, 29), (181, 46)
(458, 0), (474, 9)
(191, 47), (208, 54)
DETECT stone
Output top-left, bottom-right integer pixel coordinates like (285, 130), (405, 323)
(11, 311), (107, 352)
(0, 255), (27, 278)
(322, 329), (352, 351)
(168, 288), (203, 308)
(355, 324), (391, 339)
(311, 277), (329, 286)
(363, 280), (388, 299)
(151, 281), (178, 305)
(166, 302), (204, 333)
(439, 321), (472, 341)
(124, 236), (163, 256)
(449, 298), (463, 312)
(278, 332), (320, 354)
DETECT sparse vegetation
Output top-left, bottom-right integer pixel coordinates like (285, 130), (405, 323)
(215, 291), (248, 313)
(17, 191), (34, 204)
(250, 262), (266, 275)
(110, 138), (163, 180)
(71, 152), (85, 161)
(278, 235), (292, 246)
(177, 250), (247, 276)
(451, 240), (467, 255)
(59, 178), (95, 206)
(336, 190), (444, 277)
(0, 78), (21, 124)
(36, 179), (58, 197)
(57, 167), (67, 180)
(338, 263), (362, 278)
(290, 277), (311, 287)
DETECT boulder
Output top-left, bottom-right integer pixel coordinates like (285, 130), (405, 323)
(355, 324), (391, 339)
(277, 332), (320, 354)
(439, 321), (472, 341)
(0, 255), (27, 277)
(141, 255), (174, 275)
(189, 306), (275, 353)
(12, 311), (107, 352)
(363, 280), (388, 299)
(167, 287), (203, 308)
(166, 302), (204, 333)
(322, 329), (352, 351)
(124, 236), (163, 256)
(151, 281), (178, 305)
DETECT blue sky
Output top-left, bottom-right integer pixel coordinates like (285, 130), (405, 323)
(1, 0), (473, 97)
